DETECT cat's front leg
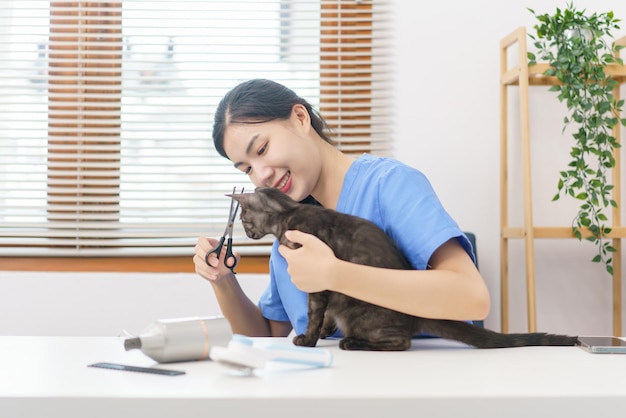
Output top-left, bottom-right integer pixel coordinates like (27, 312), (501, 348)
(293, 291), (330, 347)
(319, 313), (337, 339)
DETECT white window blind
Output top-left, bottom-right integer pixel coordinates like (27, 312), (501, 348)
(0, 0), (392, 257)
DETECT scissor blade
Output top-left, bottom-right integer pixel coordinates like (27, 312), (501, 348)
(229, 201), (240, 224)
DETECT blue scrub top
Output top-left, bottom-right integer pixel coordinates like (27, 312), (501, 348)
(258, 154), (474, 335)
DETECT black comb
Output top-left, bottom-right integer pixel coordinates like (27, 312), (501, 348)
(88, 362), (185, 376)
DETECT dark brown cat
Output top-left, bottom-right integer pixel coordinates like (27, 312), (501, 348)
(230, 187), (578, 351)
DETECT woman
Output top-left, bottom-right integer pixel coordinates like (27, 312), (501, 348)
(194, 79), (490, 337)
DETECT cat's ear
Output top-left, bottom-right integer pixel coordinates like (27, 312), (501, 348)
(227, 192), (251, 205)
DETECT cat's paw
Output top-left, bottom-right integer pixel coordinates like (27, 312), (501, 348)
(293, 334), (317, 347)
(339, 337), (367, 350)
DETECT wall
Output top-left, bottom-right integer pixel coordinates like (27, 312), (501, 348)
(391, 0), (626, 335)
(0, 272), (268, 336)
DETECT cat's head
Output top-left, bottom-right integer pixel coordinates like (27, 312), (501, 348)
(229, 187), (298, 240)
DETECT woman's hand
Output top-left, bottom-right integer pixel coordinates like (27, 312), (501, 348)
(278, 230), (338, 293)
(193, 236), (240, 283)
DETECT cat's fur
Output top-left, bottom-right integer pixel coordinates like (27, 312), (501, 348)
(230, 187), (578, 351)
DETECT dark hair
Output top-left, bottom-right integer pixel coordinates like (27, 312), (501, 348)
(212, 79), (333, 159)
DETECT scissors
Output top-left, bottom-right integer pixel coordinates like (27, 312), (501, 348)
(205, 187), (243, 273)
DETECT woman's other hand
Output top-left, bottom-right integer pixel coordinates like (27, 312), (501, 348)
(194, 236), (240, 282)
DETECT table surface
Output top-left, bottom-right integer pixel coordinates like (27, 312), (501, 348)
(2, 335), (626, 418)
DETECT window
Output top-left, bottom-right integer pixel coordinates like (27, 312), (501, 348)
(0, 0), (392, 267)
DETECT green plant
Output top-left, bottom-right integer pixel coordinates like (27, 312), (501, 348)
(528, 3), (626, 275)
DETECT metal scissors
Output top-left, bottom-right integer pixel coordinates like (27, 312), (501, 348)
(205, 187), (243, 273)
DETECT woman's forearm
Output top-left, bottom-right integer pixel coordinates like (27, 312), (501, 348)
(210, 274), (273, 336)
(327, 239), (490, 321)
(330, 262), (489, 320)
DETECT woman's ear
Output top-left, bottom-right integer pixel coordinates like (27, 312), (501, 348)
(291, 103), (311, 132)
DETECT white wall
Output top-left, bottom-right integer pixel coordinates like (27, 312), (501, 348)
(0, 272), (268, 336)
(391, 0), (626, 335)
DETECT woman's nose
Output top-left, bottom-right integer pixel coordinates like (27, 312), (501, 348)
(251, 163), (274, 187)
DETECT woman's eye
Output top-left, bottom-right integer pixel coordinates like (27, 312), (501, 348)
(257, 143), (267, 156)
(244, 166), (251, 175)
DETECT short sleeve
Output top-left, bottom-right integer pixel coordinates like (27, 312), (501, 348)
(376, 165), (475, 269)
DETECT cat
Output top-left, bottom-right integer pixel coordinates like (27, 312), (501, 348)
(230, 187), (579, 351)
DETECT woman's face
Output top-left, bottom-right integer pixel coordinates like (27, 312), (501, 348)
(223, 105), (322, 202)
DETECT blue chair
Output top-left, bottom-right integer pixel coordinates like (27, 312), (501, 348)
(464, 232), (484, 328)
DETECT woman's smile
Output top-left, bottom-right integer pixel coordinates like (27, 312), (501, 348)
(275, 171), (292, 193)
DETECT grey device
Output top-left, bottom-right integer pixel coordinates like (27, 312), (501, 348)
(576, 336), (626, 354)
(124, 316), (232, 363)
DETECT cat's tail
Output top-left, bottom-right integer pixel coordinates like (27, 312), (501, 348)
(417, 319), (578, 348)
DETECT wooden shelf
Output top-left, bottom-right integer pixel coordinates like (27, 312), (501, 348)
(502, 63), (626, 86)
(502, 226), (626, 239)
(500, 27), (626, 335)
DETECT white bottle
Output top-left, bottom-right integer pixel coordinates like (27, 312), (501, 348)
(124, 316), (232, 363)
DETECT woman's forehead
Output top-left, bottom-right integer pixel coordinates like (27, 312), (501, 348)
(224, 119), (286, 141)
(223, 123), (264, 158)
(224, 123), (262, 144)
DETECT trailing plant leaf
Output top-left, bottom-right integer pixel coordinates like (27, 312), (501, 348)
(528, 3), (625, 275)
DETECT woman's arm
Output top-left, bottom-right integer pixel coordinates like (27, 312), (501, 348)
(278, 230), (490, 321)
(194, 237), (293, 337)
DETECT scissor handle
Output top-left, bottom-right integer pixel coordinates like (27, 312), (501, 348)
(205, 236), (237, 274)
(223, 237), (238, 273)
(205, 236), (225, 266)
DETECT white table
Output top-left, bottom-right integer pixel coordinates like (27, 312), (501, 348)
(1, 336), (625, 418)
